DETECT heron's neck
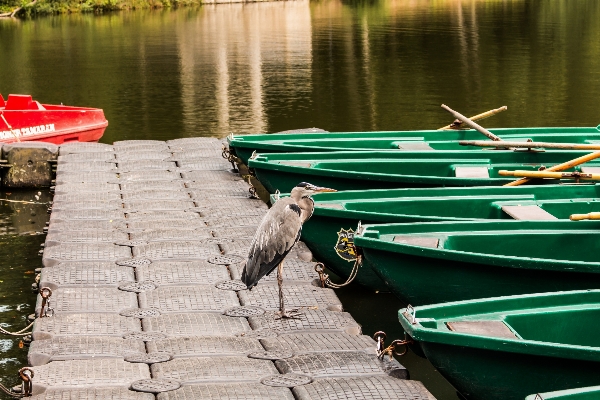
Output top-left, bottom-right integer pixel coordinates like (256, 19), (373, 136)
(297, 196), (314, 223)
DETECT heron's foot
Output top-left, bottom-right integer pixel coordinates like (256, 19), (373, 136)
(275, 308), (304, 319)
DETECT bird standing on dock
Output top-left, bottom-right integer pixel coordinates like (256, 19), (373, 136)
(241, 182), (336, 318)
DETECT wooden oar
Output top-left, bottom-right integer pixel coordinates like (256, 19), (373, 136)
(502, 151), (600, 187)
(460, 140), (600, 151)
(439, 106), (507, 131)
(499, 170), (600, 180)
(570, 212), (600, 221)
(440, 105), (502, 141)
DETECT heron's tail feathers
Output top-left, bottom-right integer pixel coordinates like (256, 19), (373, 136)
(241, 263), (256, 290)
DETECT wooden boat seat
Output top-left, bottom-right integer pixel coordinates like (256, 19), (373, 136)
(396, 142), (434, 150)
(393, 235), (439, 248)
(446, 321), (518, 339)
(501, 205), (557, 220)
(278, 161), (313, 168)
(315, 203), (344, 210)
(455, 166), (489, 178)
(580, 167), (600, 174)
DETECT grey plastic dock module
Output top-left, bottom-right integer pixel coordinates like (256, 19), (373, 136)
(27, 138), (434, 400)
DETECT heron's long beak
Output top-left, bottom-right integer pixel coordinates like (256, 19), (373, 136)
(314, 186), (337, 193)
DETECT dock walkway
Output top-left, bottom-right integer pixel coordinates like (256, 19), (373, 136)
(29, 137), (435, 399)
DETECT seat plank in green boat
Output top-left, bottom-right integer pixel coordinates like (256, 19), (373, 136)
(249, 150), (600, 193)
(227, 126), (600, 164)
(399, 291), (600, 400)
(353, 220), (600, 304)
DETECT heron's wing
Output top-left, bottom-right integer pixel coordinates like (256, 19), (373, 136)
(241, 199), (303, 288)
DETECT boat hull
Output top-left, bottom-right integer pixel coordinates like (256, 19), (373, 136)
(229, 126), (600, 165)
(301, 213), (390, 291)
(293, 185), (600, 292)
(399, 291), (600, 400)
(525, 386), (600, 399)
(419, 341), (600, 400)
(249, 150), (600, 194)
(354, 220), (600, 305)
(0, 94), (107, 144)
(360, 243), (600, 305)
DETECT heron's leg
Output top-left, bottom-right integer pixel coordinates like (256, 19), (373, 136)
(275, 261), (303, 319)
(277, 261), (285, 313)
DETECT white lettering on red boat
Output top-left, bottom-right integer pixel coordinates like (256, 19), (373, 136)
(0, 124), (55, 139)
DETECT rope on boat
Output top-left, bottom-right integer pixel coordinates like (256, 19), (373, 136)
(314, 255), (362, 289)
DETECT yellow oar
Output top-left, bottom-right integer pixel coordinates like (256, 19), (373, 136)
(502, 151), (600, 187)
(460, 140), (600, 151)
(499, 170), (600, 180)
(570, 212), (600, 221)
(439, 106), (507, 131)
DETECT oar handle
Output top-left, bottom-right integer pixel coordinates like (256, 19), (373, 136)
(441, 104), (502, 141)
(460, 140), (600, 151)
(570, 212), (600, 221)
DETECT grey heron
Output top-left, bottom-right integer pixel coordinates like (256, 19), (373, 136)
(241, 182), (336, 318)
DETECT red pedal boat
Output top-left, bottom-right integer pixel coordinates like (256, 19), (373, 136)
(0, 94), (108, 144)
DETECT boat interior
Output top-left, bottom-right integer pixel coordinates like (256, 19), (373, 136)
(408, 291), (600, 348)
(330, 196), (600, 220)
(244, 135), (600, 151)
(378, 230), (600, 264)
(290, 158), (600, 180)
(233, 126), (600, 143)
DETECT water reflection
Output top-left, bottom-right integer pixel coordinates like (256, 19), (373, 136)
(176, 1), (312, 136)
(2, 192), (52, 235)
(1, 0), (599, 142)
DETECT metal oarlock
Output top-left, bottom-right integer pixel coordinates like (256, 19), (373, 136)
(39, 287), (54, 317)
(405, 304), (416, 324)
(373, 331), (413, 360)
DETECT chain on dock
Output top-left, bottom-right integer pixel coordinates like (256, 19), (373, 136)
(314, 254), (362, 289)
(221, 144), (238, 172)
(373, 331), (413, 360)
(39, 287), (54, 317)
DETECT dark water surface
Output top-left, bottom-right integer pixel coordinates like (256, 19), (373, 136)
(1, 0), (600, 398)
(0, 192), (50, 396)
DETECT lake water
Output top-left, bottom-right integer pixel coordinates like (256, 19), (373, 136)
(1, 0), (600, 398)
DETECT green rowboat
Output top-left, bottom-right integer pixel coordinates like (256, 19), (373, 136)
(249, 150), (600, 193)
(274, 185), (600, 291)
(353, 220), (600, 304)
(228, 126), (600, 164)
(525, 386), (600, 400)
(399, 291), (600, 400)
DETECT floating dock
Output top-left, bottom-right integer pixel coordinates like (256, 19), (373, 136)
(28, 137), (435, 399)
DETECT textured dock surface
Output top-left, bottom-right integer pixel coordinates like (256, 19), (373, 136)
(29, 138), (435, 399)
